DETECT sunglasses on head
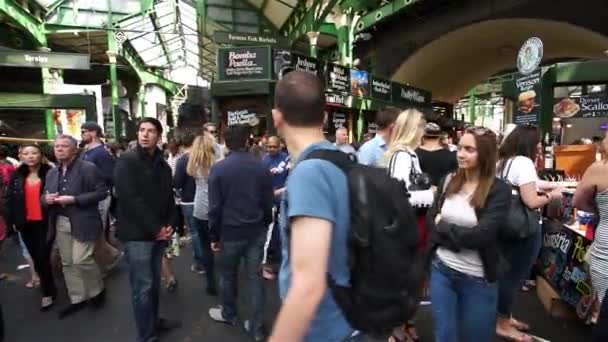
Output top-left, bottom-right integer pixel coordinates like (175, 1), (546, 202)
(465, 125), (495, 137)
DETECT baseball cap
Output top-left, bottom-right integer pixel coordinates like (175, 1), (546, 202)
(81, 122), (104, 136)
(424, 122), (442, 137)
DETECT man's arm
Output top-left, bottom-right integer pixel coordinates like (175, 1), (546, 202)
(207, 165), (223, 242)
(262, 169), (274, 226)
(73, 164), (109, 206)
(269, 217), (332, 342)
(96, 149), (116, 186)
(173, 155), (188, 190)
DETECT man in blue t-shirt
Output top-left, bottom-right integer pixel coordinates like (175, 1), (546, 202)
(261, 136), (290, 279)
(268, 71), (359, 342)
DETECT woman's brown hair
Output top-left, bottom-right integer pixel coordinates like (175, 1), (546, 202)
(445, 127), (498, 209)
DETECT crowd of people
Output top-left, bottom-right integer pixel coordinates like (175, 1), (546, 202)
(0, 70), (608, 342)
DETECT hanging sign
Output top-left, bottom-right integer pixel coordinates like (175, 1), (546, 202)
(326, 63), (350, 93)
(0, 49), (90, 70)
(392, 83), (432, 106)
(325, 93), (347, 107)
(291, 53), (320, 76)
(227, 109), (257, 126)
(214, 31), (289, 47)
(371, 77), (392, 101)
(554, 95), (608, 119)
(272, 50), (320, 79)
(517, 37), (544, 75)
(513, 70), (542, 125)
(350, 69), (370, 97)
(217, 46), (271, 81)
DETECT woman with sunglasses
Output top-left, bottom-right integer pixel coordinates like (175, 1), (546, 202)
(427, 127), (510, 341)
(496, 125), (563, 341)
(3, 144), (56, 310)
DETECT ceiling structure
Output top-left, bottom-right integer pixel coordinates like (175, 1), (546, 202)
(392, 19), (608, 103)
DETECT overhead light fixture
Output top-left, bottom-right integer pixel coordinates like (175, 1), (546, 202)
(106, 51), (118, 64)
(553, 117), (561, 122)
(566, 123), (573, 128)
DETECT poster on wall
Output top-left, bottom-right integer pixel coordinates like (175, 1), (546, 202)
(371, 77), (392, 101)
(326, 63), (350, 93)
(513, 70), (542, 125)
(50, 83), (104, 130)
(350, 70), (370, 97)
(218, 46), (271, 81)
(272, 50), (320, 79)
(554, 94), (608, 118)
(53, 109), (85, 138)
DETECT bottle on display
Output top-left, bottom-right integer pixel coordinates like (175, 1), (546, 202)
(544, 133), (555, 170)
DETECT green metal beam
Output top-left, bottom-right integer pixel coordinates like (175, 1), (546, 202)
(45, 6), (129, 27)
(319, 22), (336, 36)
(0, 0), (46, 45)
(238, 0), (278, 32)
(149, 11), (172, 66)
(355, 0), (422, 33)
(120, 45), (180, 94)
(44, 0), (71, 18)
(283, 0), (339, 46)
(196, 0), (206, 80)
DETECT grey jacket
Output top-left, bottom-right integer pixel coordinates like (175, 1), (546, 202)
(43, 158), (109, 242)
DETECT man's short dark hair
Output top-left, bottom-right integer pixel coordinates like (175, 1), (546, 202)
(224, 125), (251, 151)
(138, 117), (163, 135)
(177, 130), (197, 147)
(274, 71), (326, 127)
(81, 122), (104, 137)
(376, 106), (401, 130)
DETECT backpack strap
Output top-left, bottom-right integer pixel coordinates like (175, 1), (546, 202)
(302, 149), (356, 173)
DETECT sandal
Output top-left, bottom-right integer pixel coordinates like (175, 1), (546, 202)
(510, 318), (530, 331)
(26, 279), (40, 289)
(41, 296), (54, 311)
(166, 279), (178, 293)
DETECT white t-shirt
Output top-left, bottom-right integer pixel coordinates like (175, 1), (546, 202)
(385, 149), (434, 207)
(498, 156), (538, 187)
(436, 190), (485, 278)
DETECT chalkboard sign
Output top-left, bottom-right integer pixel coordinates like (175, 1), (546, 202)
(539, 223), (593, 319)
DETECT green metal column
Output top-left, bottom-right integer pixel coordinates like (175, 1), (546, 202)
(107, 30), (121, 139)
(307, 32), (319, 58)
(211, 98), (220, 126)
(336, 13), (349, 65)
(468, 94), (477, 124)
(41, 66), (62, 139)
(139, 83), (146, 118)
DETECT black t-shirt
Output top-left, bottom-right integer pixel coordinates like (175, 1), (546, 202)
(415, 147), (458, 186)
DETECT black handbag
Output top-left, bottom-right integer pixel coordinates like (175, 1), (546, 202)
(388, 150), (432, 192)
(499, 159), (540, 240)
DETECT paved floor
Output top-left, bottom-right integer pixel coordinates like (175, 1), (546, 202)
(0, 238), (593, 342)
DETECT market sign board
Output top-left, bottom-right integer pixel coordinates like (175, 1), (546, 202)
(325, 93), (347, 107)
(214, 31), (289, 47)
(513, 70), (542, 125)
(371, 77), (392, 101)
(291, 53), (320, 76)
(392, 83), (432, 106)
(332, 112), (347, 129)
(227, 109), (257, 126)
(0, 49), (90, 70)
(350, 69), (370, 97)
(326, 63), (350, 93)
(554, 94), (608, 118)
(217, 46), (271, 81)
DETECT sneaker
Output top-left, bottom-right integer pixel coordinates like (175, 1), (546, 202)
(190, 264), (205, 275)
(209, 306), (236, 326)
(243, 320), (265, 342)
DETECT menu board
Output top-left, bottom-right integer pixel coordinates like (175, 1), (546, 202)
(218, 46), (271, 81)
(371, 77), (392, 101)
(272, 50), (320, 79)
(539, 223), (594, 320)
(513, 71), (542, 125)
(392, 83), (432, 106)
(350, 70), (370, 97)
(332, 112), (347, 129)
(554, 94), (608, 119)
(326, 63), (350, 93)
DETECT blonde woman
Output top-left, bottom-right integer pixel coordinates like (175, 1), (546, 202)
(381, 108), (434, 342)
(187, 134), (219, 295)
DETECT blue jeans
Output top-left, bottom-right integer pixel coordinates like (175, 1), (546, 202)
(497, 227), (542, 316)
(124, 241), (164, 342)
(181, 205), (201, 268)
(430, 258), (498, 342)
(192, 218), (216, 290)
(220, 233), (266, 333)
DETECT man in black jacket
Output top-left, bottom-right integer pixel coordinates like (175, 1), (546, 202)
(208, 125), (273, 341)
(114, 118), (178, 342)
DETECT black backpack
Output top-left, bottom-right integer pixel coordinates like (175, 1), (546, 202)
(301, 149), (426, 335)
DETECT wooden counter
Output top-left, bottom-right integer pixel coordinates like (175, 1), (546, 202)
(554, 145), (596, 178)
